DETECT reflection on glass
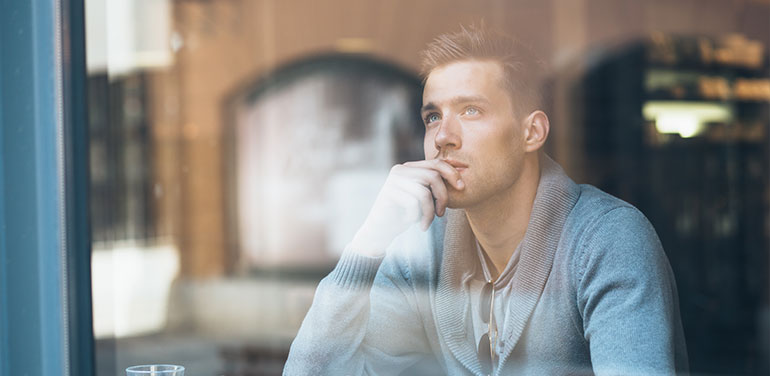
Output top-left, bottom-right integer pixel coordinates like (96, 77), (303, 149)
(230, 57), (422, 269)
(83, 0), (770, 375)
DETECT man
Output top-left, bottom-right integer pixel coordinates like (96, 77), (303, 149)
(285, 25), (688, 375)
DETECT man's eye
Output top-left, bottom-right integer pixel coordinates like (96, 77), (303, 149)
(464, 107), (479, 116)
(426, 114), (440, 124)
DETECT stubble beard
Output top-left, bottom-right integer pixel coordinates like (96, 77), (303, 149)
(446, 157), (524, 212)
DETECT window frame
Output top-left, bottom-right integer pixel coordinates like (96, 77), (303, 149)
(0, 0), (93, 375)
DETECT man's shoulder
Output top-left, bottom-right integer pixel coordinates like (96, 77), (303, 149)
(567, 185), (675, 309)
(566, 184), (659, 247)
(571, 184), (646, 224)
(573, 184), (634, 213)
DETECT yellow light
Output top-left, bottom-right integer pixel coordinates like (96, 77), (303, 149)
(643, 101), (732, 138)
(656, 114), (701, 138)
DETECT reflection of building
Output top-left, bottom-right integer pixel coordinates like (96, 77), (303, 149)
(227, 55), (423, 270)
(127, 0), (770, 278)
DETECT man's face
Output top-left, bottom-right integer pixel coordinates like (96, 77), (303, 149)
(421, 60), (527, 209)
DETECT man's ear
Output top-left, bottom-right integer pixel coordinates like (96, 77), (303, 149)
(522, 110), (550, 152)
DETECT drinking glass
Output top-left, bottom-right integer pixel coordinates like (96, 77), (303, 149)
(126, 364), (185, 376)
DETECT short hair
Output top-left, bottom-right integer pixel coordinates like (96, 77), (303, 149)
(419, 24), (548, 118)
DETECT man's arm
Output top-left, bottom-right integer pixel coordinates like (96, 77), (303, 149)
(576, 207), (689, 375)
(284, 242), (434, 375)
(283, 248), (382, 375)
(284, 160), (463, 375)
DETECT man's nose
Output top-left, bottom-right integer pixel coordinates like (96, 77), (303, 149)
(434, 115), (462, 152)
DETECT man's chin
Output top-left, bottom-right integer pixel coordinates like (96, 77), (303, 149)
(446, 193), (476, 210)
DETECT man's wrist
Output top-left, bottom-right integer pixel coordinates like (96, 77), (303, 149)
(350, 229), (389, 258)
(349, 238), (386, 258)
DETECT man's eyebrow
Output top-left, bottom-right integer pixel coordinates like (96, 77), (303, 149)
(421, 102), (438, 113)
(421, 96), (490, 113)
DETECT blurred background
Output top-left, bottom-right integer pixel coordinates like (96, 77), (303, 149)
(84, 0), (770, 375)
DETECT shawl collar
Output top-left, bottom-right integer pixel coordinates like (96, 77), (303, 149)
(433, 156), (581, 375)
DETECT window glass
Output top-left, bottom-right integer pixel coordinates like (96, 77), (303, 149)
(85, 1), (770, 375)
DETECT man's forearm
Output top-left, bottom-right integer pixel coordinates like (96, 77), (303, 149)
(284, 249), (383, 375)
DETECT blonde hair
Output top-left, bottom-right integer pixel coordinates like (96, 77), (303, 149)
(419, 24), (547, 117)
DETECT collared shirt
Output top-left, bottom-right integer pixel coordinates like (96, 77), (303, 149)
(465, 238), (522, 370)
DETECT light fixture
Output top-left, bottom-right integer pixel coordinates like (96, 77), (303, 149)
(643, 101), (732, 138)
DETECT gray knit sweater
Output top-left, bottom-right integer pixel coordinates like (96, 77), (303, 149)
(285, 157), (689, 375)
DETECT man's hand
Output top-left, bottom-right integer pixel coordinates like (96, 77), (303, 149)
(350, 160), (465, 257)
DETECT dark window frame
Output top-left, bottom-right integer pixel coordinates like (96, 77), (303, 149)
(0, 0), (93, 375)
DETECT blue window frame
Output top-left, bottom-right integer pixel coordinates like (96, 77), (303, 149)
(0, 0), (93, 375)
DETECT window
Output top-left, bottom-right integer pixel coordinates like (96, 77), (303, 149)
(2, 1), (767, 375)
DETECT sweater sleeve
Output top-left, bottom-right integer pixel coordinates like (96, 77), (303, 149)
(284, 243), (433, 375)
(575, 207), (688, 376)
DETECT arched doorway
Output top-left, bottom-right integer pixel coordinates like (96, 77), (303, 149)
(225, 54), (424, 272)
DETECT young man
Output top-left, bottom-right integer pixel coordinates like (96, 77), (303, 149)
(285, 26), (688, 375)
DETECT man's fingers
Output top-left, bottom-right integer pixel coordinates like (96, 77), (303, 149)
(355, 161), (454, 256)
(397, 168), (449, 217)
(430, 177), (449, 217)
(403, 159), (465, 190)
(384, 159), (464, 230)
(393, 179), (436, 230)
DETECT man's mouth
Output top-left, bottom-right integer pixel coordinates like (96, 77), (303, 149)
(442, 158), (469, 171)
